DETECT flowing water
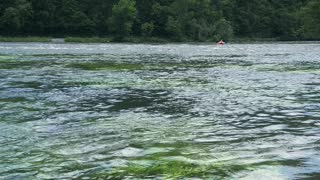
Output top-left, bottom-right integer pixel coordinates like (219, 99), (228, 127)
(1, 42), (320, 179)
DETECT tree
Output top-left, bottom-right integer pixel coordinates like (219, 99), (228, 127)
(58, 0), (95, 35)
(109, 0), (137, 39)
(272, 10), (298, 40)
(0, 0), (32, 35)
(214, 18), (233, 41)
(141, 22), (154, 36)
(29, 0), (57, 35)
(299, 0), (320, 39)
(164, 0), (224, 41)
(0, 7), (21, 34)
(151, 2), (170, 37)
(0, 0), (318, 41)
(165, 16), (183, 40)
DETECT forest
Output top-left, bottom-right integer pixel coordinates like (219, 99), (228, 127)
(0, 0), (319, 41)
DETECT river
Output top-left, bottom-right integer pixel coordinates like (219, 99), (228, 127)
(0, 42), (320, 179)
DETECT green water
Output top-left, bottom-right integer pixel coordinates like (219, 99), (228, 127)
(1, 42), (320, 179)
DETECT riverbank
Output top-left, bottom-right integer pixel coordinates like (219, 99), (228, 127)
(0, 37), (51, 42)
(65, 37), (172, 43)
(0, 36), (316, 44)
(0, 36), (172, 43)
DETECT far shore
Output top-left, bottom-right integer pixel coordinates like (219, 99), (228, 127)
(0, 36), (318, 44)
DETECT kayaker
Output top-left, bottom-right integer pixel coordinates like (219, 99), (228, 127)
(217, 40), (225, 45)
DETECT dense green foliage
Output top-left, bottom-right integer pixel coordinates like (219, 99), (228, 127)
(0, 0), (319, 41)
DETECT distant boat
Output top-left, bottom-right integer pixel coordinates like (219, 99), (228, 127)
(217, 40), (225, 45)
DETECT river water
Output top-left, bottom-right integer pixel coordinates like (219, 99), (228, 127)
(0, 42), (320, 179)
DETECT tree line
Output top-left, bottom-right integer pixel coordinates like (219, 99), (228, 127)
(0, 0), (319, 41)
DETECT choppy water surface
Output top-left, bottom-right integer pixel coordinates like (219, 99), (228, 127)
(1, 42), (320, 179)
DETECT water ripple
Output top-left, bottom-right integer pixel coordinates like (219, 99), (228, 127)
(1, 43), (320, 179)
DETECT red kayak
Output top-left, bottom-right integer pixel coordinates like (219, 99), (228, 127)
(217, 40), (225, 45)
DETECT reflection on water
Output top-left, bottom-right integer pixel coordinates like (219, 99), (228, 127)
(1, 42), (320, 179)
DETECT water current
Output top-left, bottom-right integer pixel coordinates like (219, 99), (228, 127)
(0, 42), (320, 179)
